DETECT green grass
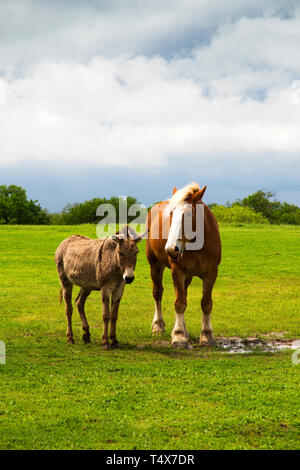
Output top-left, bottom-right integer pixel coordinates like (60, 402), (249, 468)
(0, 224), (299, 449)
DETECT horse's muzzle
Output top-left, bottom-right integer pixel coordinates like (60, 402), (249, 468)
(165, 245), (181, 259)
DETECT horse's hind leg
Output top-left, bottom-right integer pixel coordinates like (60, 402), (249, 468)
(150, 262), (166, 334)
(61, 282), (74, 344)
(75, 288), (91, 343)
(200, 270), (218, 346)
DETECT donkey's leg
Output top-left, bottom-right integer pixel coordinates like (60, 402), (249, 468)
(61, 283), (74, 344)
(75, 288), (91, 343)
(101, 289), (111, 350)
(110, 284), (125, 348)
(171, 267), (189, 348)
(150, 262), (166, 334)
(200, 270), (218, 346)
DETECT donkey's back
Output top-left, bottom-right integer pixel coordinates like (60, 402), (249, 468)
(55, 235), (106, 290)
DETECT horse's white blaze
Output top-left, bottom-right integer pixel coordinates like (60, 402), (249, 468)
(165, 202), (205, 253)
(165, 205), (185, 252)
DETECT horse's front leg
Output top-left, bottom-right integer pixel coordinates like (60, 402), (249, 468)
(150, 262), (166, 334)
(171, 267), (189, 348)
(200, 270), (218, 346)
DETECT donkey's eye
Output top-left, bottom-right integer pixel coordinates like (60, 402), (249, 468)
(119, 253), (125, 257)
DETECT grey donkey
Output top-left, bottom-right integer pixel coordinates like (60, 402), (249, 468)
(55, 226), (147, 349)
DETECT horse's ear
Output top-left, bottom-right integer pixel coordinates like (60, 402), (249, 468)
(172, 186), (178, 195)
(191, 185), (207, 203)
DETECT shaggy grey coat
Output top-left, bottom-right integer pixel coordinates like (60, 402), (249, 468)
(55, 229), (144, 348)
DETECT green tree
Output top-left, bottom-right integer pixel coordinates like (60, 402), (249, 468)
(0, 185), (49, 225)
(55, 196), (144, 225)
(238, 190), (300, 225)
(211, 205), (269, 224)
(239, 190), (280, 223)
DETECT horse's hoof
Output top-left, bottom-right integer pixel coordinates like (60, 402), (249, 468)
(111, 341), (119, 349)
(152, 320), (165, 335)
(67, 337), (74, 344)
(102, 343), (111, 350)
(82, 333), (91, 344)
(171, 336), (189, 349)
(200, 333), (216, 347)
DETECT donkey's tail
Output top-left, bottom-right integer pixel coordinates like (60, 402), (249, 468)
(59, 288), (63, 305)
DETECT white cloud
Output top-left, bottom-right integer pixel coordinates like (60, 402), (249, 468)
(0, 0), (297, 70)
(0, 78), (6, 104)
(0, 0), (300, 199)
(1, 50), (300, 172)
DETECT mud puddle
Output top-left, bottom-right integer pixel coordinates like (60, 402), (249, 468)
(138, 334), (300, 354)
(216, 337), (300, 354)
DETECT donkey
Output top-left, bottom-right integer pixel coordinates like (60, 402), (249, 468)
(55, 226), (146, 349)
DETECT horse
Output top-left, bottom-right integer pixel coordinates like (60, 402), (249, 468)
(146, 182), (221, 348)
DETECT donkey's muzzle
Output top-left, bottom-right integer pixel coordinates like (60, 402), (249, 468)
(125, 275), (134, 284)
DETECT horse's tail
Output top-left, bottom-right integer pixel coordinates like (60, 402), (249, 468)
(59, 288), (63, 305)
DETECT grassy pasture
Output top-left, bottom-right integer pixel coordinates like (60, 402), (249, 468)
(0, 224), (299, 449)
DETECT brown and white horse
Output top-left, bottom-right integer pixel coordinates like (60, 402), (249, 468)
(146, 183), (221, 348)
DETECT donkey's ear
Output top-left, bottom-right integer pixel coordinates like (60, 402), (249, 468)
(110, 234), (123, 244)
(191, 185), (207, 203)
(135, 229), (149, 243)
(110, 234), (119, 243)
(172, 186), (178, 195)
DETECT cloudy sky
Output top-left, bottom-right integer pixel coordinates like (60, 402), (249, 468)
(1, 0), (300, 211)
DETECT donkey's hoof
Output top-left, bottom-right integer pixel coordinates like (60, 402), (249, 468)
(200, 333), (216, 347)
(152, 320), (165, 335)
(102, 343), (111, 350)
(82, 333), (91, 344)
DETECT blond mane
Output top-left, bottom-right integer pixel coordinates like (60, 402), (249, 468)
(168, 182), (200, 211)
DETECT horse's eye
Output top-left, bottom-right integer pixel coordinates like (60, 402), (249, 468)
(119, 253), (125, 257)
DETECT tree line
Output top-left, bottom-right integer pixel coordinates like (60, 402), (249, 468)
(1, 185), (300, 225)
(209, 190), (300, 225)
